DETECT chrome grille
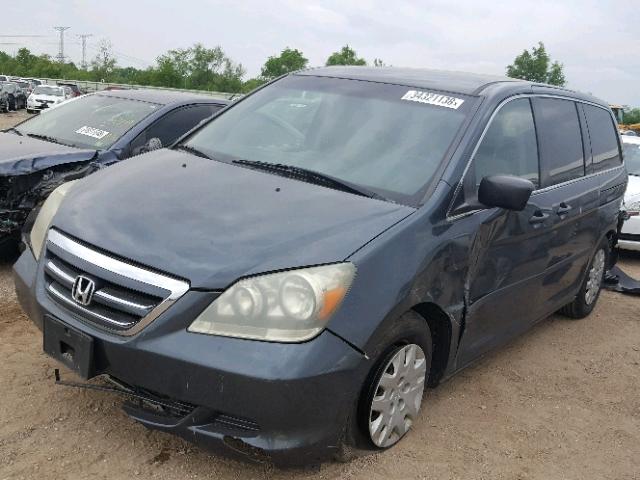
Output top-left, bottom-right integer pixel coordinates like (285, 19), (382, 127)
(44, 229), (190, 335)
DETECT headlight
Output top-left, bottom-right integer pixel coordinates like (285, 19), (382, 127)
(188, 263), (356, 342)
(30, 181), (78, 259)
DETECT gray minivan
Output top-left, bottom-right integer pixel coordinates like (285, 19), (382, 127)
(14, 67), (627, 464)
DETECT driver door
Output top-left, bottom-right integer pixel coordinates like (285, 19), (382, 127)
(454, 98), (556, 367)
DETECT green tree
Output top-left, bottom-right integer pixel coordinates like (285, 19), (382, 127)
(242, 77), (266, 93)
(326, 45), (366, 66)
(506, 42), (566, 86)
(153, 43), (245, 91)
(624, 108), (640, 124)
(261, 48), (308, 80)
(90, 39), (117, 82)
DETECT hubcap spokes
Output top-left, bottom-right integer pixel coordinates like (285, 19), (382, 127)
(369, 344), (427, 448)
(585, 249), (605, 305)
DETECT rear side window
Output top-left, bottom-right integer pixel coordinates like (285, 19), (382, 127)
(583, 105), (622, 172)
(533, 98), (585, 187)
(473, 98), (540, 188)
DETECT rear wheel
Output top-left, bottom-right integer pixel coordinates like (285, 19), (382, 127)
(560, 239), (608, 319)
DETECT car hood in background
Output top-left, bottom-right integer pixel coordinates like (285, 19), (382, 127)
(624, 175), (640, 203)
(53, 149), (415, 289)
(0, 132), (98, 175)
(30, 95), (62, 103)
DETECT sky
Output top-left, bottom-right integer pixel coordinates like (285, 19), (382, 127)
(3, 0), (639, 105)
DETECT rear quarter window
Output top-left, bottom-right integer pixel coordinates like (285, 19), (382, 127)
(583, 105), (622, 173)
(533, 98), (585, 187)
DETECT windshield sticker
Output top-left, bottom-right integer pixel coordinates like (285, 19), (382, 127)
(75, 125), (110, 139)
(401, 90), (464, 109)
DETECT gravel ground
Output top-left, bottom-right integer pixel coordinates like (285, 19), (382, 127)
(1, 110), (639, 480)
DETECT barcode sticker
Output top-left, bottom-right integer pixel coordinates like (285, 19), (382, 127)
(401, 90), (464, 109)
(76, 126), (110, 139)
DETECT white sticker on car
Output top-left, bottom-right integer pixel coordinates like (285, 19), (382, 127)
(401, 90), (464, 109)
(75, 125), (110, 139)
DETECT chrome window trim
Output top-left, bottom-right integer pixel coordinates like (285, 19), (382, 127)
(46, 229), (190, 336)
(446, 93), (621, 222)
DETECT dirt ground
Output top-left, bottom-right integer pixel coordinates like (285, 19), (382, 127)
(1, 111), (639, 480)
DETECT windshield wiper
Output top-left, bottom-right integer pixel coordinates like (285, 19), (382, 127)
(26, 133), (72, 147)
(175, 144), (211, 160)
(4, 127), (22, 136)
(232, 159), (388, 201)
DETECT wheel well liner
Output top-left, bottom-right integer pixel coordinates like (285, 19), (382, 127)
(412, 303), (452, 387)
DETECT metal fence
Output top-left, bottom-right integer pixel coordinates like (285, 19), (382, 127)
(39, 77), (238, 101)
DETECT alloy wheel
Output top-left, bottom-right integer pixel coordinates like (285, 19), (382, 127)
(585, 248), (605, 305)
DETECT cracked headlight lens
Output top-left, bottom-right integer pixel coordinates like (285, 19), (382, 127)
(188, 263), (356, 342)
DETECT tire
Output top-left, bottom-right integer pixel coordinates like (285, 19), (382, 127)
(559, 238), (609, 319)
(26, 109), (33, 114)
(336, 311), (432, 460)
(0, 236), (19, 262)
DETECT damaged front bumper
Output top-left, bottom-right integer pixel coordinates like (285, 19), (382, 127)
(0, 162), (100, 245)
(13, 248), (368, 465)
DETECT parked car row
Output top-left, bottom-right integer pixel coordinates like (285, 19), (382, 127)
(2, 67), (632, 465)
(0, 75), (80, 114)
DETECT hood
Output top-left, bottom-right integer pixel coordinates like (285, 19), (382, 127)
(625, 174), (640, 200)
(0, 132), (97, 176)
(30, 94), (63, 102)
(53, 149), (415, 289)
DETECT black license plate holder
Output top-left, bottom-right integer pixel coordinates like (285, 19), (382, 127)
(43, 316), (94, 379)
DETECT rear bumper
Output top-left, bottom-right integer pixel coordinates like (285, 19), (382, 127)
(13, 249), (368, 465)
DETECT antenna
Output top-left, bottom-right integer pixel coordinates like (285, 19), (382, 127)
(53, 26), (70, 63)
(77, 34), (93, 69)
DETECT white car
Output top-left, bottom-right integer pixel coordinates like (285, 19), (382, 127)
(26, 85), (68, 113)
(620, 135), (640, 251)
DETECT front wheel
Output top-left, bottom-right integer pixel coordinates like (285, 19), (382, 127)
(560, 239), (609, 319)
(367, 343), (428, 448)
(336, 312), (432, 460)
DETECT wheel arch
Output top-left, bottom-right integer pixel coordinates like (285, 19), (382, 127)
(411, 302), (453, 387)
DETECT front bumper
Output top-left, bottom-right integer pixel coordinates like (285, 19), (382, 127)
(13, 249), (368, 464)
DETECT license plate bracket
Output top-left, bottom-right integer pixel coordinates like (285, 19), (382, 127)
(43, 316), (94, 379)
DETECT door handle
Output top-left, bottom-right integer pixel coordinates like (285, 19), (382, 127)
(529, 211), (549, 225)
(556, 202), (573, 216)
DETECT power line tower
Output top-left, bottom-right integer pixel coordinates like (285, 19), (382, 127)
(77, 34), (93, 69)
(53, 26), (70, 63)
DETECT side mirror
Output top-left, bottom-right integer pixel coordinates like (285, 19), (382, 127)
(478, 175), (534, 211)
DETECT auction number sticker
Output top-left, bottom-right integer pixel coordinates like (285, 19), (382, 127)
(76, 125), (110, 139)
(401, 90), (464, 109)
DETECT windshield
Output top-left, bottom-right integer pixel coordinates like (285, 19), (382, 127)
(33, 86), (63, 96)
(184, 75), (473, 205)
(15, 94), (160, 149)
(2, 83), (16, 94)
(623, 141), (640, 175)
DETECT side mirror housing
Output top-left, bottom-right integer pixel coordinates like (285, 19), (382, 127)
(478, 175), (534, 211)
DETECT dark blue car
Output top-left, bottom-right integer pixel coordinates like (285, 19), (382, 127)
(0, 89), (228, 254)
(13, 67), (626, 465)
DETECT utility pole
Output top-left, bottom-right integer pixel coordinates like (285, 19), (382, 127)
(77, 34), (93, 69)
(53, 26), (70, 63)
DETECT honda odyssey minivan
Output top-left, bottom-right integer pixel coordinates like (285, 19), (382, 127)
(14, 67), (627, 464)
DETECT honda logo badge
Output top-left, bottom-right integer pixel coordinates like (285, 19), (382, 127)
(71, 275), (96, 306)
